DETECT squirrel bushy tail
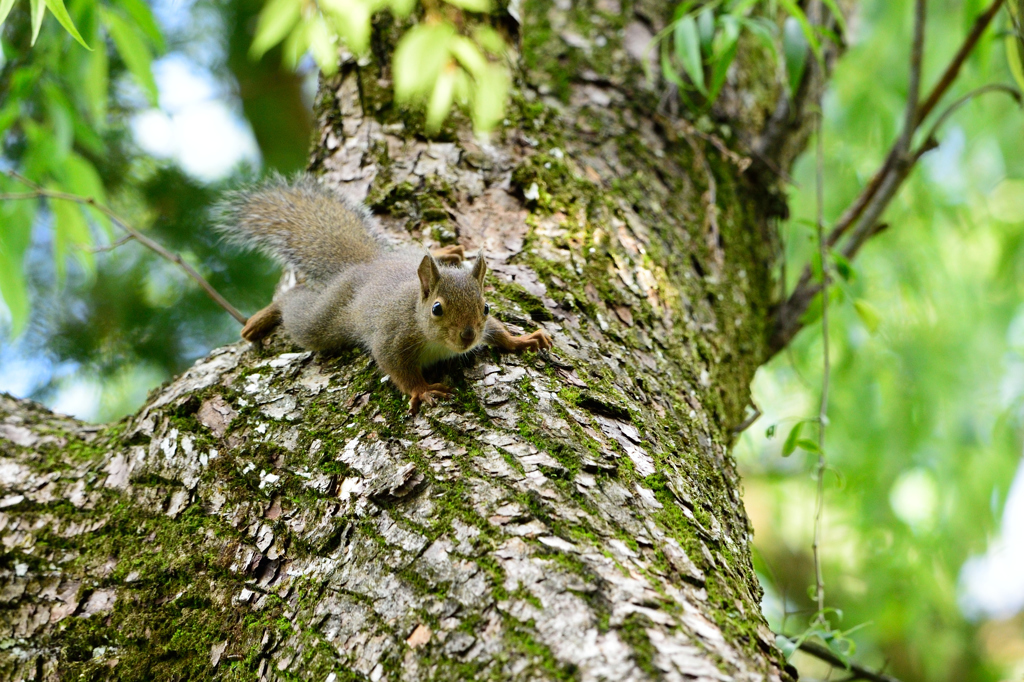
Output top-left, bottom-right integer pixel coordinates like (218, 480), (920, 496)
(215, 174), (385, 285)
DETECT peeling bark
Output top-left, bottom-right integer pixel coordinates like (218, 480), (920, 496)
(0, 1), (836, 680)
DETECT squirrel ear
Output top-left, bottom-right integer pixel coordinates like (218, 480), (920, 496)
(471, 252), (487, 286)
(418, 254), (440, 300)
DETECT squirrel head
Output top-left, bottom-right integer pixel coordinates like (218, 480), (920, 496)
(417, 253), (490, 354)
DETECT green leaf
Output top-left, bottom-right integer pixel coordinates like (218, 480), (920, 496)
(696, 8), (714, 55)
(832, 251), (855, 281)
(738, 16), (777, 59)
(61, 152), (111, 236)
(30, 0), (46, 45)
(765, 424), (777, 439)
(472, 63), (509, 133)
(83, 26), (109, 125)
(49, 190), (95, 283)
(775, 635), (797, 660)
(854, 299), (882, 333)
(782, 421), (804, 457)
(820, 0), (847, 36)
(782, 15), (809, 97)
(1007, 35), (1024, 94)
(796, 438), (823, 455)
(450, 36), (487, 78)
(322, 0), (372, 54)
(660, 42), (687, 89)
(389, 0), (416, 16)
(778, 0), (822, 61)
(393, 22), (456, 102)
(308, 16), (338, 75)
(443, 0), (491, 11)
(473, 25), (506, 55)
(426, 65), (456, 134)
(674, 15), (706, 94)
(102, 8), (158, 106)
(115, 0), (165, 51)
(250, 0), (300, 59)
(43, 0), (91, 49)
(0, 0), (17, 27)
(708, 14), (740, 102)
(0, 183), (36, 337)
(281, 20), (311, 70)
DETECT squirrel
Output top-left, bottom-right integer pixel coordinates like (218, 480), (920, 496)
(216, 175), (552, 414)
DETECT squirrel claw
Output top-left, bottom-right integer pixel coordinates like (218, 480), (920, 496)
(514, 329), (553, 353)
(408, 383), (454, 415)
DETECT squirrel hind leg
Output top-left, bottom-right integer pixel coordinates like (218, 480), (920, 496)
(241, 301), (283, 344)
(431, 244), (465, 265)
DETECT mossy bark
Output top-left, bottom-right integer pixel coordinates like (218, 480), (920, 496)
(1, 2), (836, 680)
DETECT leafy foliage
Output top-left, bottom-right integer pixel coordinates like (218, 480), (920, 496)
(249, 0), (511, 132)
(651, 0), (838, 109)
(0, 0), (165, 334)
(739, 1), (1024, 680)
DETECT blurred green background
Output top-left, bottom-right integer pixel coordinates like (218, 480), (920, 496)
(2, 0), (1023, 680)
(737, 1), (1024, 681)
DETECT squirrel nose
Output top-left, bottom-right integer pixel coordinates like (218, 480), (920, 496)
(461, 327), (475, 343)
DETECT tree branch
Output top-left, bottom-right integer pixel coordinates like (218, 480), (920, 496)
(1, 171), (248, 325)
(768, 0), (1009, 356)
(797, 640), (903, 682)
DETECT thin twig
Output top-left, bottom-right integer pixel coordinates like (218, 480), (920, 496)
(812, 102), (829, 622)
(769, 0), (1006, 356)
(796, 641), (903, 682)
(920, 84), (1023, 144)
(1, 172), (247, 325)
(86, 234), (135, 253)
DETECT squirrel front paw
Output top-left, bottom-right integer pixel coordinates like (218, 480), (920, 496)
(510, 329), (553, 353)
(409, 383), (454, 415)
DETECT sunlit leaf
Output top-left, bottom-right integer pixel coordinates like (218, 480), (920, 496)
(796, 438), (823, 455)
(674, 15), (705, 94)
(472, 63), (509, 132)
(0, 0), (17, 27)
(390, 0), (416, 16)
(450, 36), (487, 78)
(393, 22), (456, 102)
(426, 64), (457, 133)
(83, 26), (109, 125)
(473, 25), (506, 55)
(1007, 34), (1024, 94)
(322, 0), (372, 54)
(281, 20), (311, 70)
(854, 299), (881, 333)
(308, 16), (338, 75)
(115, 0), (165, 51)
(43, 0), (90, 49)
(30, 0), (46, 45)
(102, 8), (158, 105)
(250, 0), (300, 59)
(782, 421), (804, 457)
(443, 0), (491, 11)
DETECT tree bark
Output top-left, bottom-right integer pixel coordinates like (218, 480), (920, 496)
(1, 2), (833, 680)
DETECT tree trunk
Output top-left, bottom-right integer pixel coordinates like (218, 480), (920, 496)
(1, 2), (831, 680)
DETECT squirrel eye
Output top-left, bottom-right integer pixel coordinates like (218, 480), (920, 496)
(431, 301), (443, 316)
(483, 303), (490, 316)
